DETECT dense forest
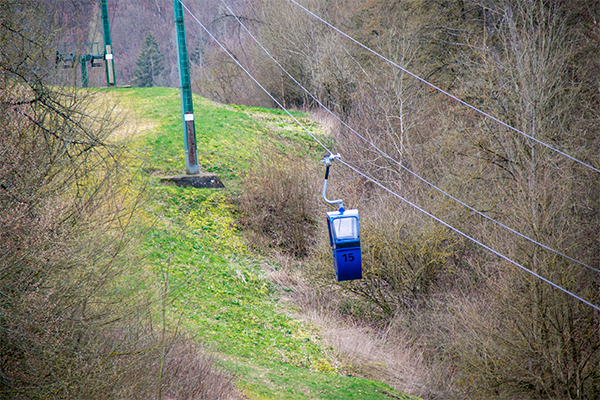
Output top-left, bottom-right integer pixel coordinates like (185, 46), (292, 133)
(2, 0), (600, 399)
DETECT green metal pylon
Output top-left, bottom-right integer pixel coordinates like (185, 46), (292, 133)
(80, 56), (89, 88)
(174, 0), (199, 175)
(101, 0), (116, 86)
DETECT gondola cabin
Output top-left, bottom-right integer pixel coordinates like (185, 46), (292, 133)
(326, 208), (362, 281)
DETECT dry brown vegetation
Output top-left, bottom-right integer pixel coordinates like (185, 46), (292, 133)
(1, 1), (242, 398)
(237, 146), (321, 257)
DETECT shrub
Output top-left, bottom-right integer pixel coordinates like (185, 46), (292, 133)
(339, 198), (456, 317)
(237, 147), (320, 258)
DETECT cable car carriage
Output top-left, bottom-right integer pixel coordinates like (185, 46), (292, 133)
(322, 155), (362, 281)
(327, 208), (362, 281)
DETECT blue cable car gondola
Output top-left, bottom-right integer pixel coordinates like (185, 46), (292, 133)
(322, 155), (362, 281)
(327, 208), (362, 281)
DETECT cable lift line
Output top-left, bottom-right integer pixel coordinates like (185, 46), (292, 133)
(179, 1), (331, 155)
(219, 0), (600, 275)
(178, 0), (600, 313)
(287, 0), (600, 175)
(337, 158), (600, 313)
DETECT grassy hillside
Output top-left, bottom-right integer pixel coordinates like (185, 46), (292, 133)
(109, 86), (416, 400)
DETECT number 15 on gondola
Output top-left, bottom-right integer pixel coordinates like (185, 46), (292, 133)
(326, 209), (362, 281)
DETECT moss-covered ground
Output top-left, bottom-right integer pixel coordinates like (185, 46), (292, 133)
(108, 86), (416, 400)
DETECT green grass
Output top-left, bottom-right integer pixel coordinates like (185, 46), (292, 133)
(109, 87), (416, 400)
(113, 87), (322, 185)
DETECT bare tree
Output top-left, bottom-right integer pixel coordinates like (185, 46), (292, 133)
(443, 1), (600, 398)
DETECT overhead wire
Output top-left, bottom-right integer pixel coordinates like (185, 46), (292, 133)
(287, 0), (600, 175)
(178, 1), (332, 156)
(178, 0), (600, 313)
(337, 158), (600, 313)
(219, 0), (600, 275)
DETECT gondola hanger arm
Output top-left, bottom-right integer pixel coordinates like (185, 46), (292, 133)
(322, 154), (344, 211)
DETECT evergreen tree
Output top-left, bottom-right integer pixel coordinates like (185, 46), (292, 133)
(133, 33), (164, 87)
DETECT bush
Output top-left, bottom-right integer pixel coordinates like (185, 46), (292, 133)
(237, 147), (320, 258)
(320, 196), (457, 317)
